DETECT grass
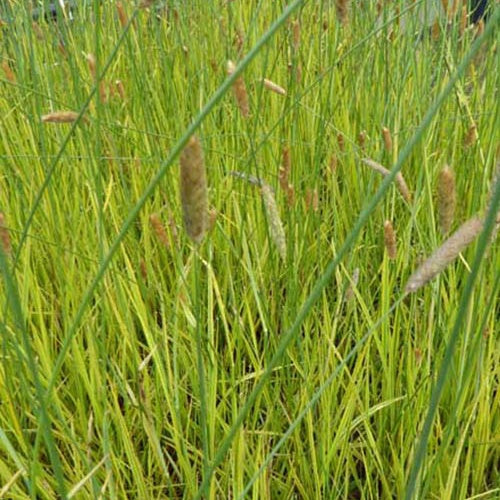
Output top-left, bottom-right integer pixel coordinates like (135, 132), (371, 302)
(0, 1), (498, 498)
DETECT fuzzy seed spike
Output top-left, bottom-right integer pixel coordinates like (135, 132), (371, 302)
(261, 184), (286, 260)
(180, 136), (208, 244)
(405, 215), (485, 293)
(262, 78), (286, 96)
(384, 220), (397, 260)
(382, 126), (392, 152)
(361, 158), (412, 203)
(41, 111), (82, 123)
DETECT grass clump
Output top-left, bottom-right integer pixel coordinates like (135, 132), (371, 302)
(0, 1), (498, 499)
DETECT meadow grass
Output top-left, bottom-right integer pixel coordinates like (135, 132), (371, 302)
(0, 1), (498, 498)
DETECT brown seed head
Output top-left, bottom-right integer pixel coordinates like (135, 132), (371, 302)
(99, 81), (108, 103)
(383, 220), (397, 260)
(116, 1), (128, 28)
(432, 20), (441, 40)
(262, 78), (286, 96)
(115, 80), (126, 100)
(180, 136), (208, 244)
(437, 165), (456, 234)
(279, 147), (291, 191)
(292, 19), (300, 51)
(86, 53), (96, 79)
(305, 188), (319, 212)
(382, 126), (392, 152)
(150, 213), (170, 249)
(139, 258), (147, 282)
(464, 123), (478, 148)
(358, 131), (367, 150)
(227, 60), (250, 118)
(336, 0), (350, 25)
(0, 212), (12, 257)
(337, 133), (345, 152)
(41, 111), (81, 123)
(1, 61), (15, 83)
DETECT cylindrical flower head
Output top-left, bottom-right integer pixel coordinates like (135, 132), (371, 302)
(180, 136), (208, 244)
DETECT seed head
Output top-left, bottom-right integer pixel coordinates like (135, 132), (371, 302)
(279, 147), (291, 192)
(179, 136), (208, 244)
(262, 78), (286, 96)
(150, 213), (170, 249)
(336, 0), (351, 25)
(41, 111), (82, 123)
(0, 213), (12, 257)
(382, 126), (392, 152)
(345, 268), (360, 302)
(286, 184), (295, 206)
(358, 131), (367, 150)
(291, 19), (300, 51)
(1, 61), (15, 83)
(86, 53), (96, 79)
(464, 123), (478, 148)
(116, 1), (128, 28)
(115, 80), (126, 100)
(383, 220), (397, 260)
(361, 158), (412, 203)
(337, 133), (345, 152)
(305, 188), (319, 212)
(405, 215), (484, 293)
(227, 60), (250, 118)
(261, 184), (286, 260)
